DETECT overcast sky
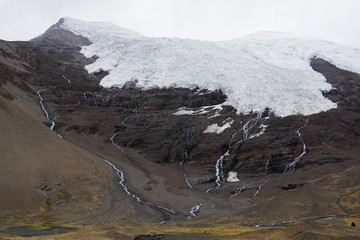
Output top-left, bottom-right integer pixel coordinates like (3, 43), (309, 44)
(0, 0), (359, 47)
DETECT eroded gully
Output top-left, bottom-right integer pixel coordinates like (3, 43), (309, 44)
(37, 89), (184, 222)
(206, 112), (268, 193)
(284, 118), (309, 174)
(37, 89), (315, 222)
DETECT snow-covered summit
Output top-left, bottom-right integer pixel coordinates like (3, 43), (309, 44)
(58, 18), (360, 117)
(61, 17), (144, 41)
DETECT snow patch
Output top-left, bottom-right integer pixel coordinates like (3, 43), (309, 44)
(204, 120), (234, 134)
(173, 104), (222, 116)
(173, 107), (204, 116)
(227, 171), (240, 182)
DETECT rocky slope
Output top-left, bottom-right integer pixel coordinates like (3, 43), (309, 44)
(0, 18), (359, 239)
(0, 39), (115, 223)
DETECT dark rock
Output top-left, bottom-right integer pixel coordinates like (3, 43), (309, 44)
(31, 18), (92, 48)
(90, 124), (100, 134)
(282, 183), (304, 190)
(232, 188), (246, 195)
(37, 183), (53, 192)
(134, 234), (166, 240)
(1, 26), (359, 189)
(93, 69), (109, 80)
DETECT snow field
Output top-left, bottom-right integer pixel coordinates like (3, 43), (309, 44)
(61, 18), (360, 117)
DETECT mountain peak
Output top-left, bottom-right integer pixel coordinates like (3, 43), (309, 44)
(30, 17), (91, 47)
(60, 17), (144, 40)
(34, 18), (360, 117)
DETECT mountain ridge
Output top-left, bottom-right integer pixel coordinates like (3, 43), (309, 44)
(53, 17), (360, 117)
(0, 17), (359, 239)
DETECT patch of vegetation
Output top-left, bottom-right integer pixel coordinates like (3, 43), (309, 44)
(336, 188), (360, 214)
(57, 190), (72, 202)
(41, 197), (52, 211)
(37, 222), (78, 231)
(95, 194), (104, 199)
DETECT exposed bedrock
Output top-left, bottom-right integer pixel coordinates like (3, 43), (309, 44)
(1, 30), (359, 187)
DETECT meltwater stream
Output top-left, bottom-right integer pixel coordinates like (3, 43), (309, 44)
(37, 89), (177, 221)
(109, 111), (178, 220)
(253, 184), (263, 199)
(107, 140), (177, 221)
(61, 74), (71, 84)
(231, 179), (270, 198)
(188, 203), (204, 217)
(110, 133), (127, 156)
(37, 89), (62, 138)
(207, 113), (268, 192)
(284, 118), (309, 174)
(254, 216), (336, 228)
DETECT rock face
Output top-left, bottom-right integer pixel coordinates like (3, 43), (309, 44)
(31, 18), (92, 48)
(2, 25), (358, 189)
(1, 20), (359, 205)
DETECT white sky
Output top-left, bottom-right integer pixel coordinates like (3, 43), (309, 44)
(0, 0), (359, 47)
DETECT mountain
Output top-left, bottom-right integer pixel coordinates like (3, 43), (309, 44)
(0, 17), (359, 239)
(0, 39), (117, 226)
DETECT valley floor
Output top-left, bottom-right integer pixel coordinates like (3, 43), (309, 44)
(0, 131), (359, 239)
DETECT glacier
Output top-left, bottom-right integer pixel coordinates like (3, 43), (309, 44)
(60, 17), (360, 117)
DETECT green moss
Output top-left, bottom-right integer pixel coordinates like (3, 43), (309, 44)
(57, 190), (72, 202)
(42, 197), (52, 211)
(37, 222), (78, 230)
(95, 194), (104, 199)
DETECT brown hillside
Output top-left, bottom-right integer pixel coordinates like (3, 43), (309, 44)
(0, 82), (113, 222)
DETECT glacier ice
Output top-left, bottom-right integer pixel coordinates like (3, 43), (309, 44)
(61, 18), (360, 117)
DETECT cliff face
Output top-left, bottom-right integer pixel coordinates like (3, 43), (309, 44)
(31, 18), (92, 48)
(9, 25), (357, 183)
(4, 24), (360, 179)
